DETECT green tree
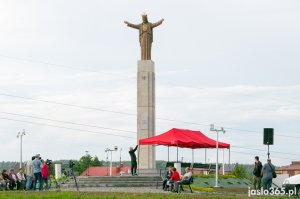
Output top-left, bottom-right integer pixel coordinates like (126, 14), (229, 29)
(72, 155), (104, 174)
(232, 163), (247, 179)
(91, 156), (103, 166)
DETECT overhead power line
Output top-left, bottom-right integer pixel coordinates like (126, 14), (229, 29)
(0, 53), (135, 80)
(0, 93), (136, 116)
(2, 53), (299, 110)
(0, 117), (135, 139)
(231, 145), (299, 157)
(230, 150), (297, 161)
(1, 92), (300, 140)
(0, 116), (297, 162)
(0, 111), (298, 158)
(0, 111), (136, 134)
(0, 54), (98, 72)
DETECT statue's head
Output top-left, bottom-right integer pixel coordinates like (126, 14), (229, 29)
(141, 13), (148, 23)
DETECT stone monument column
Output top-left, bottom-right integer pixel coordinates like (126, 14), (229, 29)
(137, 60), (156, 169)
(125, 13), (163, 171)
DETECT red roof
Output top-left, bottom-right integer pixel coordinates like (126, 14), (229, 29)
(80, 166), (131, 176)
(139, 128), (230, 149)
(277, 161), (300, 171)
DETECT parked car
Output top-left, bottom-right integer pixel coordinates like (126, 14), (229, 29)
(282, 174), (300, 197)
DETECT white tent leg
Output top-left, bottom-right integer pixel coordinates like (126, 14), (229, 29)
(222, 149), (225, 175)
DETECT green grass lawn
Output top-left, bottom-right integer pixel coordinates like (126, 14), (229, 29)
(0, 191), (291, 199)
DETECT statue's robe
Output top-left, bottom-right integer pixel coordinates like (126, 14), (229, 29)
(126, 20), (163, 60)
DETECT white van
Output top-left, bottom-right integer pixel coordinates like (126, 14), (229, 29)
(282, 174), (300, 197)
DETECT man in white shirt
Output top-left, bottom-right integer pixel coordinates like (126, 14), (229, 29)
(181, 167), (192, 180)
(174, 167), (192, 192)
(25, 156), (35, 190)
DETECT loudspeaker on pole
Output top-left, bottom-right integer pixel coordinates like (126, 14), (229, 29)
(263, 128), (274, 145)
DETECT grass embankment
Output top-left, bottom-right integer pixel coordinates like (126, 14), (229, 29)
(192, 175), (252, 188)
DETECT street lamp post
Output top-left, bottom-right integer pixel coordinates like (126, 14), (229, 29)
(105, 146), (118, 176)
(210, 124), (225, 188)
(119, 148), (122, 165)
(85, 151), (90, 176)
(17, 130), (25, 168)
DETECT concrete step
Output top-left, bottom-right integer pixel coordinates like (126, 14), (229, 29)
(72, 180), (162, 184)
(65, 181), (162, 184)
(75, 176), (162, 182)
(61, 176), (163, 189)
(62, 183), (161, 188)
(138, 169), (160, 177)
(76, 176), (161, 178)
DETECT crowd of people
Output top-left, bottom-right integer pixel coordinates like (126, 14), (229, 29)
(0, 154), (50, 191)
(1, 147), (277, 193)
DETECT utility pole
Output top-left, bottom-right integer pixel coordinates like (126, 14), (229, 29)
(210, 124), (226, 188)
(17, 130), (26, 168)
(119, 148), (122, 165)
(85, 151), (90, 176)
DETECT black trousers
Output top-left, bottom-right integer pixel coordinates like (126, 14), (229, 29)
(131, 161), (137, 175)
(9, 181), (16, 190)
(163, 179), (168, 189)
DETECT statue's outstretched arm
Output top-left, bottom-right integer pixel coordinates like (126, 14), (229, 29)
(124, 21), (139, 29)
(151, 19), (164, 28)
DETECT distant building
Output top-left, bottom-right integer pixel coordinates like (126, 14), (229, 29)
(80, 164), (131, 176)
(276, 161), (300, 176)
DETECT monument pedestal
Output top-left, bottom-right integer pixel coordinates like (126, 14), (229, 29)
(137, 60), (156, 170)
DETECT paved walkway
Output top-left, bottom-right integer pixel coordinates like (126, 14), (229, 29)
(62, 187), (193, 194)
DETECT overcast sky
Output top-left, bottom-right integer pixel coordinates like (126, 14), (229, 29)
(0, 0), (299, 166)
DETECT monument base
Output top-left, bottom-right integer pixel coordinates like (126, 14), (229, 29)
(138, 169), (160, 177)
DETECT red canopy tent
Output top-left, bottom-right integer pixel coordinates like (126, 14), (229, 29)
(139, 128), (230, 149)
(139, 128), (230, 164)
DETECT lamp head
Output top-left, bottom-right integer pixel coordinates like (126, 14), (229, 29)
(210, 124), (214, 131)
